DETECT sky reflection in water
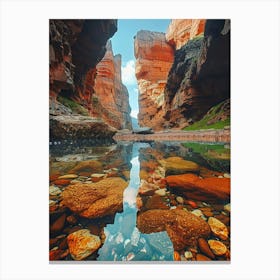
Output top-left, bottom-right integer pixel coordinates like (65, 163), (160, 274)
(97, 143), (174, 261)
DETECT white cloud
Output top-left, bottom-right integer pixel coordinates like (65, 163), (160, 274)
(121, 60), (137, 85)
(130, 110), (139, 119)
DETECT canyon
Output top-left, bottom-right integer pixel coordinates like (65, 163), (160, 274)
(50, 19), (230, 140)
(134, 19), (230, 131)
(49, 19), (131, 140)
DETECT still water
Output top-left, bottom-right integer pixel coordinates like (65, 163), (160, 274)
(49, 140), (230, 261)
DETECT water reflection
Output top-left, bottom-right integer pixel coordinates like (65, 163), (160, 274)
(97, 143), (174, 261)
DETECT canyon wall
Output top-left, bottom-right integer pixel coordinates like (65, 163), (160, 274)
(134, 19), (230, 130)
(93, 41), (132, 130)
(166, 19), (206, 50)
(163, 19), (230, 129)
(134, 30), (174, 128)
(49, 20), (132, 139)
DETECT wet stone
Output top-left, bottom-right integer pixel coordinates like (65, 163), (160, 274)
(208, 217), (229, 240)
(58, 174), (78, 179)
(184, 251), (193, 259)
(49, 185), (62, 196)
(198, 238), (215, 259)
(196, 253), (211, 261)
(208, 240), (227, 256)
(176, 196), (184, 204)
(155, 188), (166, 196)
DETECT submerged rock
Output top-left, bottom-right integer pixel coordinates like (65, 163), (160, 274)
(61, 177), (128, 219)
(159, 157), (200, 175)
(208, 217), (229, 240)
(49, 185), (62, 196)
(166, 173), (230, 202)
(69, 160), (103, 175)
(208, 240), (227, 256)
(198, 238), (215, 259)
(67, 229), (101, 260)
(58, 174), (78, 179)
(137, 209), (210, 251)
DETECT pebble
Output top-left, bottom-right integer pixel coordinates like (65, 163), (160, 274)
(66, 215), (77, 225)
(196, 253), (211, 261)
(223, 173), (230, 178)
(53, 179), (71, 186)
(50, 213), (66, 233)
(218, 175), (223, 178)
(202, 202), (211, 207)
(70, 179), (81, 184)
(173, 251), (181, 261)
(126, 252), (135, 261)
(186, 200), (198, 208)
(49, 185), (62, 196)
(191, 209), (204, 218)
(184, 251), (193, 259)
(49, 200), (56, 206)
(198, 238), (215, 259)
(90, 173), (105, 178)
(170, 206), (177, 210)
(224, 203), (231, 212)
(208, 240), (227, 256)
(155, 188), (166, 196)
(58, 174), (78, 179)
(176, 196), (184, 204)
(208, 217), (229, 240)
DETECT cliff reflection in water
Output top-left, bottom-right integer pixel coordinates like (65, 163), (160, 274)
(97, 143), (174, 261)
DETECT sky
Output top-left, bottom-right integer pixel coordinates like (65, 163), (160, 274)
(111, 19), (171, 119)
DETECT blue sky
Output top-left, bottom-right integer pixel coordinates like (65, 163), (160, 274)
(111, 19), (171, 119)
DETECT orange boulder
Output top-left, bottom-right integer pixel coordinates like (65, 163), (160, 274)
(166, 174), (230, 202)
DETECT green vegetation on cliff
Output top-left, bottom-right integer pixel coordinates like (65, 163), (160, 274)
(57, 96), (89, 116)
(183, 100), (230, 131)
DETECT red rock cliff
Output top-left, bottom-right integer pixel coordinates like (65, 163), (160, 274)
(163, 19), (230, 129)
(49, 20), (117, 102)
(49, 20), (124, 139)
(134, 30), (174, 129)
(93, 41), (132, 130)
(166, 19), (206, 50)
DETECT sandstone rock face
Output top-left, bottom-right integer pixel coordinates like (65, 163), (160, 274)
(50, 20), (131, 139)
(93, 41), (132, 129)
(134, 30), (174, 129)
(162, 19), (230, 129)
(49, 19), (117, 102)
(166, 173), (230, 202)
(67, 229), (101, 260)
(166, 19), (206, 50)
(61, 177), (128, 219)
(137, 209), (211, 250)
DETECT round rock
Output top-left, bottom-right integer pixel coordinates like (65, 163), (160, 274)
(208, 217), (229, 240)
(176, 196), (184, 204)
(208, 240), (227, 256)
(67, 229), (101, 260)
(49, 185), (61, 196)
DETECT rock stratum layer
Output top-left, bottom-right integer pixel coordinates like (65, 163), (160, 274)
(93, 41), (132, 130)
(163, 19), (230, 129)
(134, 30), (174, 128)
(166, 19), (206, 50)
(49, 20), (131, 140)
(134, 19), (230, 131)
